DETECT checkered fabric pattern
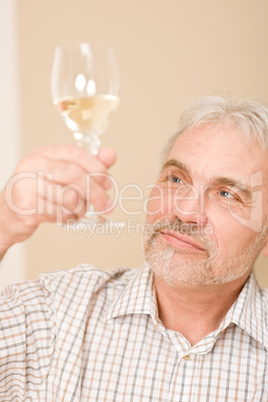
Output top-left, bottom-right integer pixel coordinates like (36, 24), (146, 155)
(0, 263), (267, 401)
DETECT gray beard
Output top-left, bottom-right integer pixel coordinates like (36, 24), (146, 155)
(143, 219), (268, 287)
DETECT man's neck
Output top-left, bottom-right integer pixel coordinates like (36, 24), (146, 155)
(154, 271), (250, 346)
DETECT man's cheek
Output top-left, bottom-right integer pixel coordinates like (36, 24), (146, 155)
(223, 197), (262, 233)
(145, 186), (168, 220)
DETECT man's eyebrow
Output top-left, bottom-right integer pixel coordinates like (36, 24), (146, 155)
(212, 177), (252, 198)
(161, 159), (191, 175)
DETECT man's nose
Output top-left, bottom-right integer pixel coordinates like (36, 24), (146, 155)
(172, 188), (208, 227)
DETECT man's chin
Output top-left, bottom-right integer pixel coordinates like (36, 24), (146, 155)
(145, 248), (216, 287)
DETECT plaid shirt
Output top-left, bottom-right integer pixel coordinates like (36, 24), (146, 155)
(0, 263), (267, 401)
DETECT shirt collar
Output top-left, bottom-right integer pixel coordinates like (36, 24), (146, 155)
(105, 263), (157, 322)
(106, 265), (268, 350)
(218, 272), (268, 350)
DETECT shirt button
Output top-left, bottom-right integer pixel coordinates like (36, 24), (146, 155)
(183, 354), (190, 361)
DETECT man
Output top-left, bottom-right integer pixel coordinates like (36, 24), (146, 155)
(0, 94), (267, 401)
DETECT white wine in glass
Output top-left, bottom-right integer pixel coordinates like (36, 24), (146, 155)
(51, 43), (123, 226)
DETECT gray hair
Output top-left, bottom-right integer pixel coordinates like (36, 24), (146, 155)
(161, 94), (268, 164)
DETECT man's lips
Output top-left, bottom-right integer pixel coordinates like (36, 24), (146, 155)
(160, 230), (205, 251)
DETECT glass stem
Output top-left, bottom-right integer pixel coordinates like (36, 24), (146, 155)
(76, 133), (100, 156)
(75, 133), (101, 220)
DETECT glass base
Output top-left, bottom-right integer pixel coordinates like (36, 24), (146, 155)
(81, 212), (125, 228)
(81, 204), (125, 228)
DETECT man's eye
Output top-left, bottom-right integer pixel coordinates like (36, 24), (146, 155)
(171, 176), (183, 184)
(219, 190), (234, 199)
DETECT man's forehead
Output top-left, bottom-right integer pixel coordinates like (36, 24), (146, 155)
(163, 126), (268, 189)
(170, 124), (249, 152)
(168, 125), (267, 168)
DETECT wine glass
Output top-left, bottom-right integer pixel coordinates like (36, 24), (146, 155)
(51, 43), (123, 227)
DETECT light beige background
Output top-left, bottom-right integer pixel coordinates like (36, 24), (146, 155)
(0, 1), (25, 290)
(16, 0), (268, 286)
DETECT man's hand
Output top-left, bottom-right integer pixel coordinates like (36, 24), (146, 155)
(0, 145), (116, 259)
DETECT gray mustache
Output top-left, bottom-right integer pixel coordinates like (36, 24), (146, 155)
(148, 219), (216, 251)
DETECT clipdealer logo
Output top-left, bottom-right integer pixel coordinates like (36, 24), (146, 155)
(4, 169), (265, 236)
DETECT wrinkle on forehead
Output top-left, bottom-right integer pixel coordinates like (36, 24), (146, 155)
(167, 124), (266, 181)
